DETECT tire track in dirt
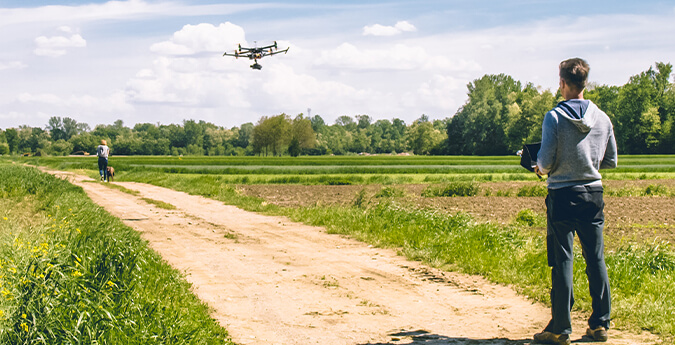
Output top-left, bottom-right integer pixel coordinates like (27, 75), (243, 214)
(47, 169), (659, 345)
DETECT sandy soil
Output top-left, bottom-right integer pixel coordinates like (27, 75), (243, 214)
(46, 169), (660, 345)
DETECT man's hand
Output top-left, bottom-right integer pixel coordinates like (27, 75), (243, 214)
(534, 165), (544, 177)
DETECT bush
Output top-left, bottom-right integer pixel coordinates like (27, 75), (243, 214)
(374, 186), (406, 198)
(517, 184), (548, 197)
(645, 184), (670, 196)
(422, 181), (480, 197)
(514, 208), (546, 227)
(0, 143), (9, 155)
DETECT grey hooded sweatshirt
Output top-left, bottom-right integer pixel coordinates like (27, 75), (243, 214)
(537, 100), (617, 190)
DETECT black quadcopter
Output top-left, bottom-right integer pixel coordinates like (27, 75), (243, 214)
(223, 41), (289, 70)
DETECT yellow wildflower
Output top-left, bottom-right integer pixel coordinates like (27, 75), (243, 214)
(71, 271), (82, 278)
(20, 323), (28, 332)
(21, 313), (26, 319)
(2, 217), (6, 221)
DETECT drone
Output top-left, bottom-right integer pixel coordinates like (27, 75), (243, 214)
(223, 41), (289, 70)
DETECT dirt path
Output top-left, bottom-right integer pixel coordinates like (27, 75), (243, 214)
(47, 170), (658, 345)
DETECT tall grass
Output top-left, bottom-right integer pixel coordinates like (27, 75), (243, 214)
(0, 165), (230, 344)
(421, 181), (481, 197)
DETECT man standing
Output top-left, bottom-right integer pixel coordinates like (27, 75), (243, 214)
(97, 139), (110, 182)
(533, 58), (617, 344)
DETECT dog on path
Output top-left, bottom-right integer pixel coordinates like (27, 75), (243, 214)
(106, 166), (115, 182)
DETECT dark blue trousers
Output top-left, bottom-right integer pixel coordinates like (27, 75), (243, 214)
(544, 185), (611, 335)
(98, 157), (108, 180)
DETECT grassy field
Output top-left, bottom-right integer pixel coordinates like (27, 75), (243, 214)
(0, 163), (231, 344)
(8, 154), (675, 342)
(17, 154), (675, 184)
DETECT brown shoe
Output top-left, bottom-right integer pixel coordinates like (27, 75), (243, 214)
(533, 331), (571, 345)
(586, 326), (608, 342)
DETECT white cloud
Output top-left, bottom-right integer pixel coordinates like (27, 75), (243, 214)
(315, 42), (481, 72)
(150, 22), (246, 55)
(34, 28), (86, 57)
(0, 111), (24, 121)
(16, 91), (132, 113)
(0, 1), (274, 27)
(416, 74), (464, 110)
(262, 63), (372, 110)
(0, 61), (26, 70)
(363, 21), (417, 36)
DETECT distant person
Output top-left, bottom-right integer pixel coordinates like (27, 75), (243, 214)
(533, 58), (617, 345)
(97, 139), (110, 182)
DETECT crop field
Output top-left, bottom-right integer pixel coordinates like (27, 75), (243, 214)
(18, 154), (675, 184)
(7, 154), (675, 342)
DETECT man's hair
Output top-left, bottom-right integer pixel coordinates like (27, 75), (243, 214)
(559, 58), (589, 91)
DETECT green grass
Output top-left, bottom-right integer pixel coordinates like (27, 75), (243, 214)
(514, 209), (547, 227)
(0, 164), (231, 344)
(140, 197), (177, 210)
(605, 184), (673, 197)
(92, 181), (140, 196)
(374, 186), (407, 198)
(421, 181), (481, 197)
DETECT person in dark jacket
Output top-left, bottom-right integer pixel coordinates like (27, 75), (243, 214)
(533, 58), (617, 345)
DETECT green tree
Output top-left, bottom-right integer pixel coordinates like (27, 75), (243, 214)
(335, 115), (356, 131)
(5, 128), (19, 154)
(251, 114), (291, 156)
(47, 116), (66, 141)
(504, 84), (556, 153)
(615, 63), (672, 153)
(290, 114), (317, 156)
(233, 123), (254, 148)
(408, 120), (445, 155)
(68, 132), (98, 154)
(310, 115), (326, 133)
(450, 74), (522, 155)
(51, 139), (74, 156)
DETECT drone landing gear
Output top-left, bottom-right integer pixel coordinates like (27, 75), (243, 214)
(250, 62), (262, 70)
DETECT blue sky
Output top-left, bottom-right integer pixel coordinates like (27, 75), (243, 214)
(1, 0), (674, 129)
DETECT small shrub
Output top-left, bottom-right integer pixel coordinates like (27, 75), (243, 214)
(644, 184), (670, 196)
(514, 208), (546, 227)
(517, 184), (548, 197)
(374, 186), (406, 198)
(422, 181), (480, 197)
(326, 179), (352, 185)
(353, 188), (368, 208)
(495, 189), (512, 197)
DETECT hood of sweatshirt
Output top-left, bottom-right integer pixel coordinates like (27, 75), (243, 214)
(555, 100), (596, 133)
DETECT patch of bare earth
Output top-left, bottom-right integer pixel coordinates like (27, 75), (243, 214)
(238, 180), (675, 244)
(45, 169), (660, 345)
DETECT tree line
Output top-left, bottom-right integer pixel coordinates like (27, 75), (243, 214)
(1, 62), (672, 157)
